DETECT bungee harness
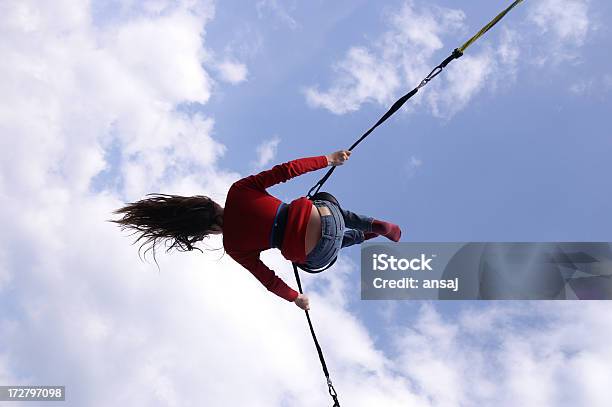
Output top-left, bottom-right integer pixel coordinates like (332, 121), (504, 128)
(291, 2), (525, 405)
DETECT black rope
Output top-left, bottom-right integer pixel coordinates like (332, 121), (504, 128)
(306, 48), (463, 199)
(292, 262), (340, 406)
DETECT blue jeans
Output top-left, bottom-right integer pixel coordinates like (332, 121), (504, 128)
(303, 199), (373, 269)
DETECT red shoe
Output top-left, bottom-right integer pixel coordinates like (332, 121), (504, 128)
(371, 220), (401, 242)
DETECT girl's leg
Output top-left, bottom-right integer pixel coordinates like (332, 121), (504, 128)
(340, 206), (401, 242)
(341, 229), (365, 248)
(339, 207), (373, 232)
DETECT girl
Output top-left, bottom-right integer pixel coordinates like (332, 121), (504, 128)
(112, 151), (401, 310)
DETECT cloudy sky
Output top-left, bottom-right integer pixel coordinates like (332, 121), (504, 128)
(1, 0), (611, 406)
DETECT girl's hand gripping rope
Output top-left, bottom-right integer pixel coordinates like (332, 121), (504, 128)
(294, 293), (310, 311)
(326, 150), (351, 166)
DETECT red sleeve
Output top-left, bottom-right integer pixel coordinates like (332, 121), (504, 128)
(229, 250), (299, 302)
(237, 155), (329, 191)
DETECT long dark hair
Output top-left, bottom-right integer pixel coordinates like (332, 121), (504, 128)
(109, 193), (223, 265)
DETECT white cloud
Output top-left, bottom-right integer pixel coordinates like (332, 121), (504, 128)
(215, 60), (248, 84)
(569, 79), (594, 95)
(304, 46), (401, 115)
(305, 0), (592, 118)
(404, 155), (422, 178)
(111, 11), (214, 104)
(302, 1), (526, 118)
(527, 0), (591, 65)
(305, 1), (465, 116)
(0, 0), (226, 199)
(569, 74), (612, 96)
(392, 302), (612, 407)
(530, 0), (589, 46)
(253, 136), (281, 169)
(427, 50), (495, 118)
(495, 27), (521, 82)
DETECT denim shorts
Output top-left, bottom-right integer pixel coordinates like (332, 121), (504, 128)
(303, 199), (345, 269)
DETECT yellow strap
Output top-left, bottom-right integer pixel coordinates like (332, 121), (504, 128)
(458, 0), (525, 53)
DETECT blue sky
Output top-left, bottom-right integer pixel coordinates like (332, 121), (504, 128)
(1, 1), (612, 406)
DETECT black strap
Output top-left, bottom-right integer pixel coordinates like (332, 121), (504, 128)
(292, 262), (340, 406)
(307, 49), (462, 199)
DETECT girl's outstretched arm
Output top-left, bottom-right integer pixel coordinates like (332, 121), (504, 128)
(236, 150), (351, 191)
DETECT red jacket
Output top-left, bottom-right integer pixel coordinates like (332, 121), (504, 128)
(223, 155), (329, 302)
